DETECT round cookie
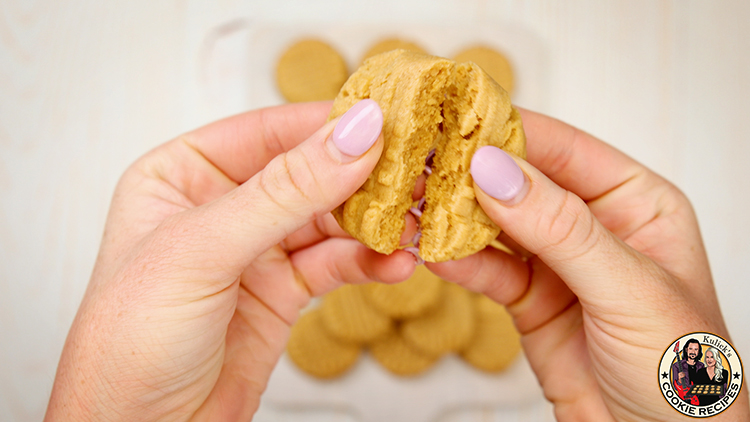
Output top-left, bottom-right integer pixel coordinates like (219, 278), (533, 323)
(370, 329), (440, 376)
(401, 282), (476, 357)
(287, 309), (361, 379)
(319, 284), (393, 344)
(453, 45), (515, 95)
(276, 39), (348, 103)
(360, 38), (427, 65)
(363, 265), (443, 319)
(329, 50), (526, 262)
(460, 295), (522, 372)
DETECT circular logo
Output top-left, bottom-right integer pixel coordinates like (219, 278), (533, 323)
(659, 332), (743, 418)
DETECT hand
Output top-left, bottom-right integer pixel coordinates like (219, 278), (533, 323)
(428, 109), (749, 421)
(45, 100), (416, 421)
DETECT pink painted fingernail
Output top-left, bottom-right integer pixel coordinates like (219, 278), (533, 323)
(332, 99), (383, 157)
(470, 146), (526, 202)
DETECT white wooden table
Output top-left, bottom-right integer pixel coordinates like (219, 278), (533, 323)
(2, 1), (749, 421)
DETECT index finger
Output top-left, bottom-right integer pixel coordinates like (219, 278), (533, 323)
(184, 101), (333, 183)
(519, 108), (642, 201)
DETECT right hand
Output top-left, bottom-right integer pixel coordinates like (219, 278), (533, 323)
(428, 109), (748, 421)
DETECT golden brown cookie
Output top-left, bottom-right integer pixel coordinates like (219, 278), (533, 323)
(319, 284), (393, 344)
(369, 328), (440, 376)
(460, 295), (521, 372)
(419, 61), (525, 262)
(330, 50), (452, 256)
(363, 265), (443, 319)
(276, 39), (348, 102)
(401, 282), (476, 356)
(329, 50), (525, 262)
(453, 45), (515, 95)
(287, 309), (361, 379)
(360, 38), (427, 65)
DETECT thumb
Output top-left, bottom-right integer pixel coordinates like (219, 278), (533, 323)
(166, 99), (384, 275)
(469, 145), (658, 303)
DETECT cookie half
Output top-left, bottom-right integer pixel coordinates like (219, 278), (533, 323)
(420, 61), (525, 262)
(330, 50), (453, 255)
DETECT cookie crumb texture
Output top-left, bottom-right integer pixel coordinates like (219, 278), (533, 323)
(330, 50), (526, 262)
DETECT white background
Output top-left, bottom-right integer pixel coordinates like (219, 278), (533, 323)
(2, 1), (749, 421)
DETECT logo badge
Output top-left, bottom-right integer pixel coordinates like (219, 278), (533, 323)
(659, 332), (743, 418)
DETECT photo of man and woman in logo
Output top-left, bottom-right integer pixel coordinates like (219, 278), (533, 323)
(671, 338), (731, 406)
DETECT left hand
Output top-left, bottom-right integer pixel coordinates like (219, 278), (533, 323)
(45, 101), (416, 421)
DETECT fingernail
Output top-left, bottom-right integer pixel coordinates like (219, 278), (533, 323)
(330, 99), (383, 160)
(471, 146), (527, 203)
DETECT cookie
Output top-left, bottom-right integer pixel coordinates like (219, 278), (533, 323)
(453, 45), (515, 95)
(401, 282), (476, 356)
(369, 328), (440, 376)
(330, 50), (453, 257)
(360, 38), (427, 65)
(276, 39), (348, 102)
(419, 62), (525, 261)
(287, 309), (361, 379)
(363, 265), (443, 319)
(319, 284), (393, 344)
(460, 295), (521, 372)
(329, 50), (525, 262)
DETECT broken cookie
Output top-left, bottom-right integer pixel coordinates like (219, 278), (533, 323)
(329, 50), (526, 262)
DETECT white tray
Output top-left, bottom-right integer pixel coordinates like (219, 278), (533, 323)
(196, 22), (550, 122)
(196, 21), (552, 422)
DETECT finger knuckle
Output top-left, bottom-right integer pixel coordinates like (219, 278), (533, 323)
(658, 179), (692, 213)
(258, 152), (325, 217)
(539, 191), (599, 258)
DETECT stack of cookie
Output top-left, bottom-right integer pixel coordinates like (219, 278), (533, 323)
(275, 37), (515, 103)
(287, 266), (522, 378)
